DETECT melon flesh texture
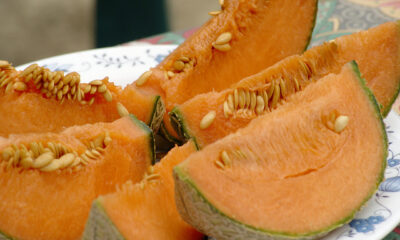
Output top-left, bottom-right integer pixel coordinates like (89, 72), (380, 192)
(0, 75), (164, 137)
(174, 62), (387, 239)
(171, 21), (400, 147)
(83, 141), (203, 240)
(0, 116), (153, 240)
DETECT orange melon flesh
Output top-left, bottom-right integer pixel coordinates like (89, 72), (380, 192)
(158, 0), (317, 109)
(0, 70), (164, 137)
(83, 141), (203, 240)
(0, 116), (153, 240)
(135, 0), (317, 140)
(171, 21), (400, 147)
(174, 62), (387, 239)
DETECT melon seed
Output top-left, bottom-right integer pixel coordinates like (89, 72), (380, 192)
(200, 111), (216, 129)
(271, 84), (281, 109)
(58, 153), (75, 169)
(238, 89), (245, 109)
(20, 64), (38, 77)
(173, 60), (185, 71)
(213, 43), (231, 52)
(136, 70), (152, 86)
(334, 115), (349, 133)
(20, 157), (33, 168)
(103, 90), (113, 102)
(279, 78), (286, 98)
(208, 10), (221, 16)
(221, 150), (231, 167)
(179, 56), (190, 63)
(219, 0), (224, 6)
(13, 82), (27, 91)
(223, 101), (232, 118)
(167, 71), (175, 78)
(255, 96), (265, 115)
(97, 84), (107, 93)
(294, 78), (300, 91)
(267, 81), (275, 100)
(90, 80), (103, 86)
(40, 159), (62, 172)
(233, 89), (239, 109)
(0, 60), (10, 68)
(228, 94), (235, 110)
(32, 152), (54, 168)
(215, 160), (225, 169)
(215, 32), (232, 45)
(250, 92), (257, 110)
(117, 102), (130, 117)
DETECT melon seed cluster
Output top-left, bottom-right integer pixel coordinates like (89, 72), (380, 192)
(223, 78), (289, 118)
(0, 132), (112, 172)
(0, 60), (113, 105)
(164, 56), (196, 80)
(139, 165), (160, 190)
(214, 149), (246, 169)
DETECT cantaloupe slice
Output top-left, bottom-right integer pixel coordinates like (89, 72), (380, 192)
(132, 0), (318, 141)
(0, 115), (154, 240)
(83, 141), (203, 240)
(0, 62), (164, 137)
(171, 21), (400, 147)
(174, 62), (387, 239)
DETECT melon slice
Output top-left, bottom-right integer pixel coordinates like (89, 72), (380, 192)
(0, 62), (164, 137)
(83, 140), (203, 240)
(133, 0), (318, 140)
(174, 62), (387, 239)
(171, 21), (400, 147)
(0, 115), (154, 240)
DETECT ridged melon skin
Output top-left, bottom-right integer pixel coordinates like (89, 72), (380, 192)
(82, 200), (125, 240)
(173, 62), (387, 240)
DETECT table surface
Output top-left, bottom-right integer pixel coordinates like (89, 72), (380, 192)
(125, 0), (400, 239)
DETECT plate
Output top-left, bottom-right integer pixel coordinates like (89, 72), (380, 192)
(18, 45), (400, 240)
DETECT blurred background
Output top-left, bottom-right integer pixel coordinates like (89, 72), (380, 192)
(0, 0), (219, 65)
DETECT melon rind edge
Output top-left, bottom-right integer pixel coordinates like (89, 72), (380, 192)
(381, 20), (400, 117)
(173, 61), (388, 240)
(82, 199), (125, 240)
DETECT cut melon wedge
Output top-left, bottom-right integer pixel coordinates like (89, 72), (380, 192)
(174, 62), (387, 239)
(0, 63), (164, 137)
(0, 115), (154, 240)
(171, 21), (400, 147)
(133, 0), (318, 140)
(83, 141), (203, 240)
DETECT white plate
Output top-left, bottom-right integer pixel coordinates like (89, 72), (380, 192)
(18, 45), (400, 240)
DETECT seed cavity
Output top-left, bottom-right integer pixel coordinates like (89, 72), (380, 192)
(136, 70), (152, 86)
(0, 62), (113, 104)
(0, 132), (112, 172)
(200, 111), (217, 129)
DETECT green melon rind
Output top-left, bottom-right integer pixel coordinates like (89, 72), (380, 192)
(159, 122), (184, 145)
(303, 0), (318, 52)
(128, 114), (156, 164)
(173, 61), (387, 240)
(0, 230), (13, 240)
(380, 20), (400, 117)
(169, 108), (199, 149)
(82, 199), (125, 240)
(147, 95), (166, 134)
